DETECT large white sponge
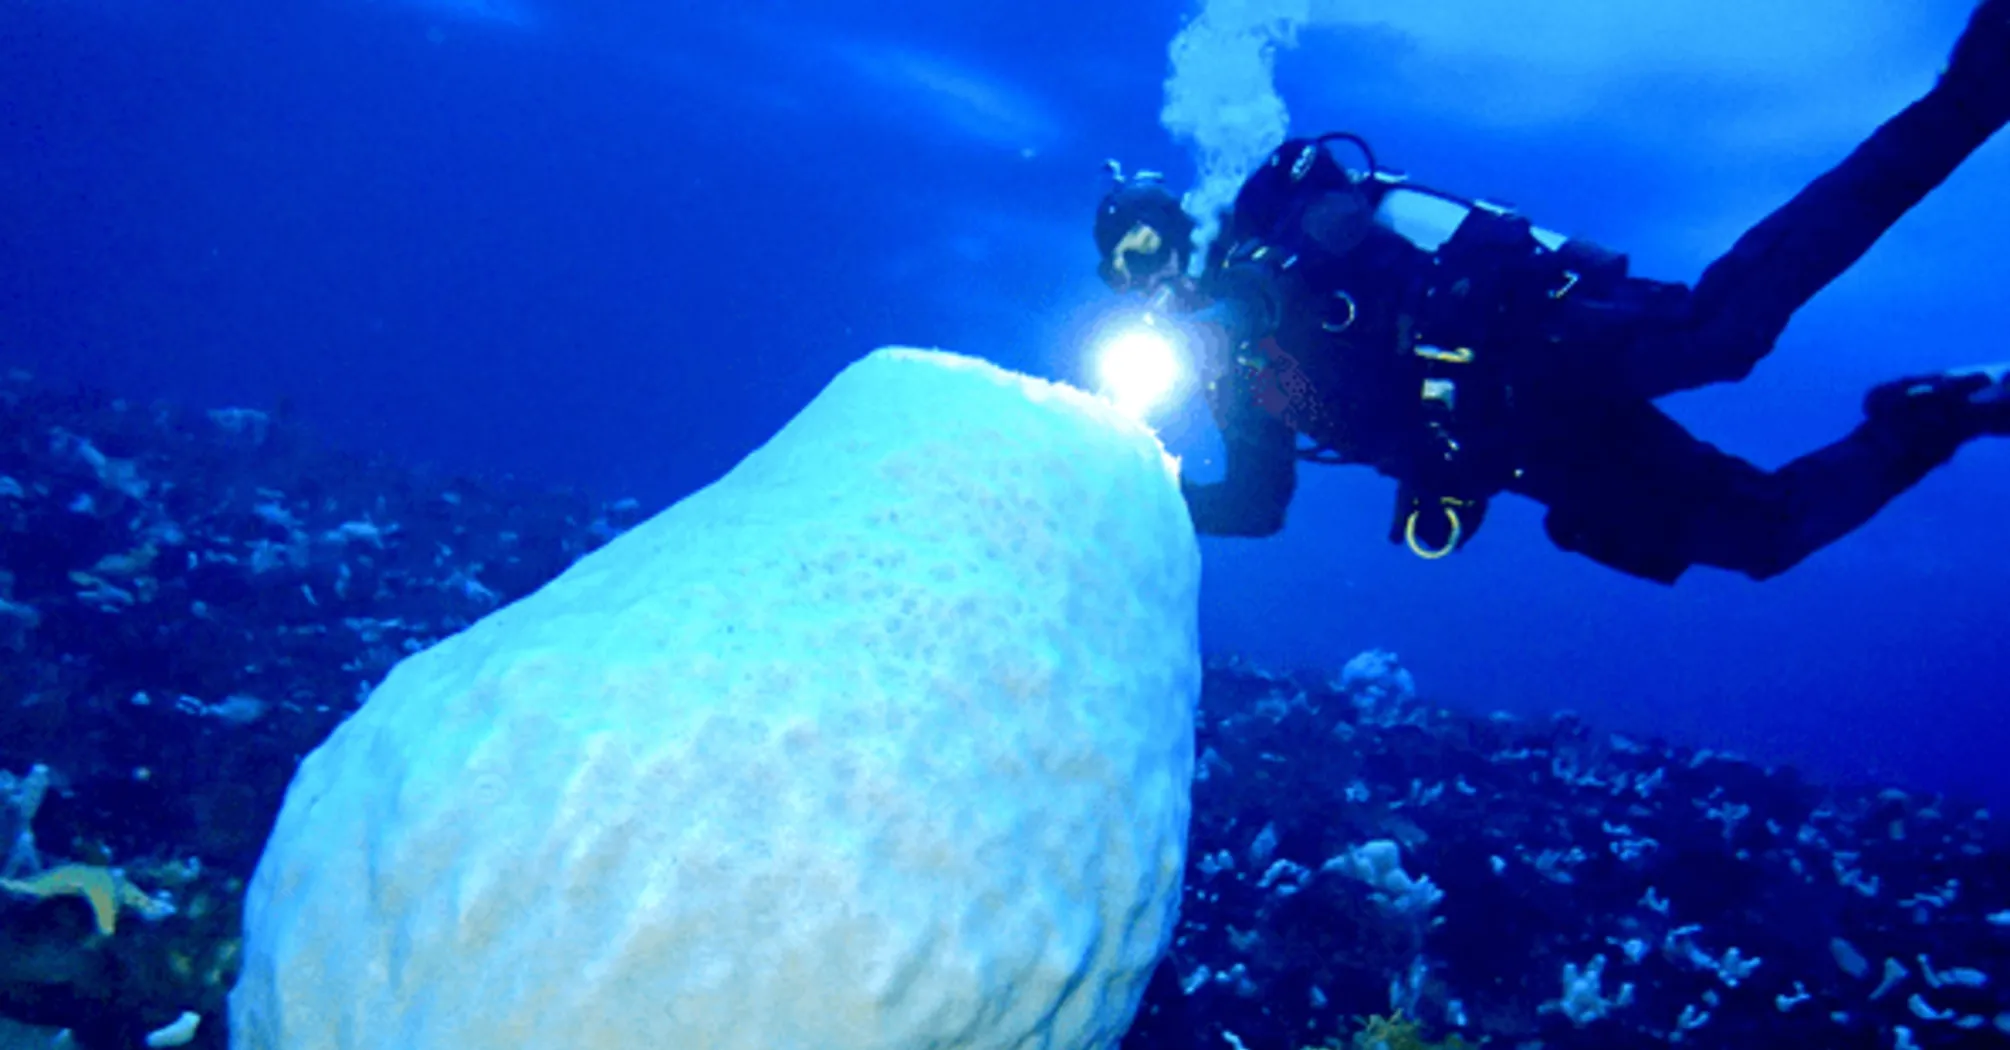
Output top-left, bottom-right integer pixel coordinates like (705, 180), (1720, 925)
(228, 348), (1204, 1050)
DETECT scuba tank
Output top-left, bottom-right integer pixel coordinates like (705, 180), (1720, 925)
(1226, 133), (1625, 559)
(1374, 179), (1569, 254)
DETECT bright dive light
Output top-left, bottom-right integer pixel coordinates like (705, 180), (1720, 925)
(1095, 321), (1187, 419)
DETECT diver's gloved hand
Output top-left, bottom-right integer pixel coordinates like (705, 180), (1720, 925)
(1942, 0), (2010, 119)
(1864, 363), (2010, 439)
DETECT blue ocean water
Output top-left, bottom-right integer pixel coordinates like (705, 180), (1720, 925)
(3, 0), (2004, 806)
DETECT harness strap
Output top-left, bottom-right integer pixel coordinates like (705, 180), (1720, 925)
(1386, 204), (1575, 558)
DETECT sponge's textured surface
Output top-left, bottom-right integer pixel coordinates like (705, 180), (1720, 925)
(228, 348), (1203, 1050)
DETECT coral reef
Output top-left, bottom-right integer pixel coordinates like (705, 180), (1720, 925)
(0, 369), (2004, 1048)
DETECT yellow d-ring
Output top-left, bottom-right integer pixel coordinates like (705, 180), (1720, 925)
(1404, 504), (1464, 560)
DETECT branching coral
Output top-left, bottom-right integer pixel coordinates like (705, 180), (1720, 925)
(0, 764), (179, 936)
(0, 862), (177, 936)
(1, 763), (49, 878)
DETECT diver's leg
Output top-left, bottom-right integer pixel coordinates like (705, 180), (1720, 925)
(1617, 1), (2010, 399)
(1686, 417), (1972, 581)
(1515, 393), (1985, 584)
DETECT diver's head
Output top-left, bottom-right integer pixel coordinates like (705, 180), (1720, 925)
(1094, 164), (1196, 297)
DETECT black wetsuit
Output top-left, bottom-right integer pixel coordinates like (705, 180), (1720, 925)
(1182, 74), (2007, 584)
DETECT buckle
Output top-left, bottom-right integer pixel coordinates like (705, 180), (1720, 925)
(1414, 344), (1474, 364)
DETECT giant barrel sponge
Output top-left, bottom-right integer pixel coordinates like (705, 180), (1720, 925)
(228, 348), (1204, 1050)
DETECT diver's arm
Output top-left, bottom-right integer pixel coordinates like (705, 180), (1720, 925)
(1187, 248), (1286, 340)
(1180, 359), (1300, 537)
(1172, 243), (1299, 536)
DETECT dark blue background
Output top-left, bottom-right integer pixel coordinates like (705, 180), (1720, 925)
(4, 0), (2005, 803)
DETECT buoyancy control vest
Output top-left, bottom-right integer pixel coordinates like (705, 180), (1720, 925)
(1212, 133), (1630, 559)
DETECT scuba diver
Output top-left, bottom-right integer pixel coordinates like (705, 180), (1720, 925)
(1093, 1), (2010, 584)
